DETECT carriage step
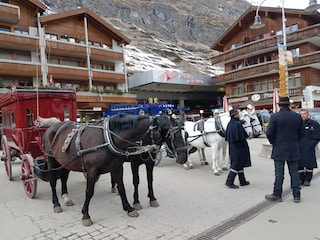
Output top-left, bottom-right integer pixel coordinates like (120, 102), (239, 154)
(20, 175), (38, 182)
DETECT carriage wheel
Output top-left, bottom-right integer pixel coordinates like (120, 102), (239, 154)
(21, 154), (37, 198)
(1, 135), (13, 180)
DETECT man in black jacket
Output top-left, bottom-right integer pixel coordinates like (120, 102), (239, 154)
(298, 109), (320, 186)
(225, 108), (251, 189)
(266, 97), (305, 203)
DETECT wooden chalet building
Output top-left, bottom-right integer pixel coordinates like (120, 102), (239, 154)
(0, 0), (135, 120)
(211, 6), (320, 110)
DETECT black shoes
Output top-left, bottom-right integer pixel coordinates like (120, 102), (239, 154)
(225, 183), (239, 189)
(304, 180), (310, 186)
(265, 194), (282, 202)
(240, 181), (250, 186)
(294, 197), (301, 203)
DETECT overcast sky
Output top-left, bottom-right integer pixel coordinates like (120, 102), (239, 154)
(247, 0), (313, 10)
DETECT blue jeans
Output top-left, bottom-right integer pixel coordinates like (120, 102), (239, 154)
(273, 160), (301, 198)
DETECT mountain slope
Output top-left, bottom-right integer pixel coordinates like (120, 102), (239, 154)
(41, 0), (251, 76)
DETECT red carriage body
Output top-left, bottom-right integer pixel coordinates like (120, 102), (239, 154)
(0, 88), (77, 197)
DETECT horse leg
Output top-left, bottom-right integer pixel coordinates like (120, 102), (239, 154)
(110, 173), (119, 194)
(131, 161), (142, 210)
(81, 169), (100, 226)
(113, 166), (139, 218)
(222, 142), (229, 171)
(60, 168), (74, 206)
(200, 148), (209, 165)
(49, 169), (63, 213)
(211, 146), (220, 176)
(146, 161), (159, 208)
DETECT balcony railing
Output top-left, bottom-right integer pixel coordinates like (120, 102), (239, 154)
(92, 70), (125, 83)
(211, 24), (320, 64)
(46, 41), (87, 57)
(0, 33), (38, 50)
(0, 61), (38, 76)
(213, 51), (320, 83)
(48, 65), (126, 83)
(0, 3), (19, 24)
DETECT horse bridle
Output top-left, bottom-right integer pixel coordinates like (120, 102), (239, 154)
(164, 118), (188, 158)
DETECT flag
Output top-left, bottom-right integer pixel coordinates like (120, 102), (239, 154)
(49, 74), (54, 85)
(273, 88), (280, 113)
(223, 95), (229, 112)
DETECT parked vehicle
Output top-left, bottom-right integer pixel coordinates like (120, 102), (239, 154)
(0, 87), (77, 198)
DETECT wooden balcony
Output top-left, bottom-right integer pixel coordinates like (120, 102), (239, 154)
(46, 41), (86, 57)
(90, 48), (123, 62)
(92, 70), (125, 83)
(0, 61), (38, 76)
(0, 33), (38, 50)
(48, 65), (126, 83)
(48, 65), (88, 81)
(213, 51), (320, 84)
(211, 24), (320, 64)
(76, 93), (136, 110)
(0, 3), (19, 24)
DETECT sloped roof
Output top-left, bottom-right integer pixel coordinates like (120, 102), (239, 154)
(40, 8), (130, 45)
(22, 0), (46, 13)
(211, 6), (320, 51)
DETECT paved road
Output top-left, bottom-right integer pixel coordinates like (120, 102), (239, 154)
(0, 136), (318, 240)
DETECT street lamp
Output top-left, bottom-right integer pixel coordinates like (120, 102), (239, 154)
(305, 0), (320, 12)
(250, 0), (289, 97)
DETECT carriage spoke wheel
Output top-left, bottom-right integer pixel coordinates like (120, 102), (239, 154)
(1, 135), (13, 180)
(21, 154), (37, 198)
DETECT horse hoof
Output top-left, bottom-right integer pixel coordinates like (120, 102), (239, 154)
(53, 206), (63, 213)
(64, 200), (74, 206)
(150, 200), (159, 208)
(111, 187), (119, 194)
(214, 172), (220, 176)
(82, 218), (93, 226)
(184, 166), (190, 170)
(133, 203), (142, 210)
(127, 210), (139, 218)
(222, 167), (229, 171)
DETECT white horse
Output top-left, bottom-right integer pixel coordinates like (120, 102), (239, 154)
(184, 112), (253, 175)
(241, 110), (263, 138)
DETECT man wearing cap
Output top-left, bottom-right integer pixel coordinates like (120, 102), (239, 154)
(225, 108), (252, 189)
(266, 96), (305, 203)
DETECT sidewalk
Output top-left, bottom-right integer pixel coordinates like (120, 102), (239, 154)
(219, 168), (320, 240)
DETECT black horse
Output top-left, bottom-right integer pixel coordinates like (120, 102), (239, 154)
(42, 113), (162, 226)
(111, 114), (188, 210)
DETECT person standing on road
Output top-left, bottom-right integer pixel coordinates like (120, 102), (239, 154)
(225, 108), (251, 189)
(298, 109), (320, 186)
(265, 97), (305, 203)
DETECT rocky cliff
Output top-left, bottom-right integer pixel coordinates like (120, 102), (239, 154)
(41, 0), (251, 76)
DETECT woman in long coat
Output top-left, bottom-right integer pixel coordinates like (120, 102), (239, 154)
(225, 109), (252, 189)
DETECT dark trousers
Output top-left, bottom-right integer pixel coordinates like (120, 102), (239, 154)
(273, 160), (301, 198)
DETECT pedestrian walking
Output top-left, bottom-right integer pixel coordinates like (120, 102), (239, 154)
(298, 109), (320, 186)
(225, 108), (251, 189)
(265, 97), (305, 203)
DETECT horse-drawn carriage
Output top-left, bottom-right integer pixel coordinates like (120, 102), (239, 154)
(0, 87), (77, 198)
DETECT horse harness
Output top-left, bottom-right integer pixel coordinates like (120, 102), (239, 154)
(45, 117), (160, 171)
(188, 116), (226, 147)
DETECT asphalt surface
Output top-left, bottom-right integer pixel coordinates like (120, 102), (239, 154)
(0, 135), (319, 240)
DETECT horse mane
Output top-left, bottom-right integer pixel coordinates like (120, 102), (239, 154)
(109, 113), (148, 131)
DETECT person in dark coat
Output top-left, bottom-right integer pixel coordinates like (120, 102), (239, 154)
(225, 108), (251, 189)
(298, 109), (320, 186)
(266, 97), (305, 203)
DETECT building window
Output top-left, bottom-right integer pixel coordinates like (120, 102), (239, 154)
(0, 26), (10, 32)
(14, 29), (29, 35)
